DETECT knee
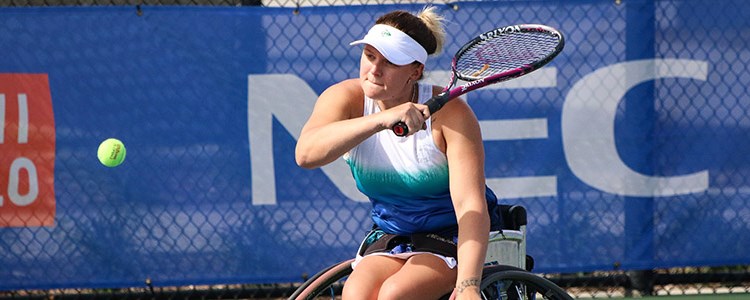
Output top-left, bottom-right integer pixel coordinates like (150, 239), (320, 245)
(378, 273), (454, 300)
(341, 284), (358, 300)
(376, 280), (412, 300)
(343, 278), (375, 300)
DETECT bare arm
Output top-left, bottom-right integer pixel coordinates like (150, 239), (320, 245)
(439, 99), (490, 298)
(295, 79), (380, 168)
(295, 79), (427, 169)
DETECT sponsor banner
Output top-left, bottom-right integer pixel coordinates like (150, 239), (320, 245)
(0, 1), (748, 289)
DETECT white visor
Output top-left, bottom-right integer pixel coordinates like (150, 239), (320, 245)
(350, 24), (428, 66)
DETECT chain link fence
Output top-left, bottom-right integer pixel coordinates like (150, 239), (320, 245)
(1, 0), (750, 298)
(2, 0), (442, 7)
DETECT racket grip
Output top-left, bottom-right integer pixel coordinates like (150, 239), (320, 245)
(391, 93), (448, 136)
(392, 122), (408, 137)
(425, 97), (443, 114)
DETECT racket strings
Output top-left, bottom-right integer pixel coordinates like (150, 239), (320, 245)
(456, 31), (559, 80)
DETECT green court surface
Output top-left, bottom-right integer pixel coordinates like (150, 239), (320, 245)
(606, 294), (750, 300)
(647, 295), (750, 299)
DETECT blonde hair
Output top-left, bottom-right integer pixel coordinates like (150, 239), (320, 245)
(416, 6), (446, 56)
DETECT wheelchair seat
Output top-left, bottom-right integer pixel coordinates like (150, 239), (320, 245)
(287, 205), (572, 300)
(486, 205), (529, 271)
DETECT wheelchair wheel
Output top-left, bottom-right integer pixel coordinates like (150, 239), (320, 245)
(289, 261), (573, 300)
(480, 266), (573, 300)
(289, 259), (354, 300)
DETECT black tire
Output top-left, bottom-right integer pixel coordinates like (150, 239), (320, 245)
(288, 259), (354, 300)
(480, 266), (573, 300)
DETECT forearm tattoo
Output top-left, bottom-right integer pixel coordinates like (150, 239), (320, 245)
(455, 277), (481, 294)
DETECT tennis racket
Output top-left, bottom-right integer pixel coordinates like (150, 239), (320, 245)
(392, 24), (565, 136)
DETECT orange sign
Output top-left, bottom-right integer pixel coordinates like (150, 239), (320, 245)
(0, 74), (55, 227)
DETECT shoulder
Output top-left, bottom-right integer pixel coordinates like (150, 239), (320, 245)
(427, 85), (474, 126)
(317, 78), (364, 118)
(321, 78), (363, 100)
(431, 91), (480, 142)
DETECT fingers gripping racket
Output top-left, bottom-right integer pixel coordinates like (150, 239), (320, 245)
(392, 24), (565, 136)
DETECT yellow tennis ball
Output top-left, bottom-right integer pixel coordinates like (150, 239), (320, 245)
(97, 138), (126, 167)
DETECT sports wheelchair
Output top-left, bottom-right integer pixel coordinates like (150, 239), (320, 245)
(289, 205), (573, 300)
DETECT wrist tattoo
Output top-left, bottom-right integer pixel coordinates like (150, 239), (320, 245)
(455, 278), (481, 294)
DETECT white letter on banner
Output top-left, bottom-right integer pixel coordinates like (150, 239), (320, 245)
(1, 94), (5, 144)
(247, 74), (367, 205)
(425, 69), (558, 199)
(562, 59), (709, 196)
(8, 157), (38, 206)
(18, 94), (28, 144)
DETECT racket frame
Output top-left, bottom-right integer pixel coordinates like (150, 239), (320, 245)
(392, 24), (564, 136)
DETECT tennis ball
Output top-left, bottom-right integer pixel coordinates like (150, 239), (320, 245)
(97, 138), (126, 167)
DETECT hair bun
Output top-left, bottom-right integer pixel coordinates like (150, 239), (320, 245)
(417, 6), (446, 55)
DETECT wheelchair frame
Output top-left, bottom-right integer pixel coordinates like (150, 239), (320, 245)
(289, 205), (572, 300)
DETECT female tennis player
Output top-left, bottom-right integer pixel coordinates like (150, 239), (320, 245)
(295, 7), (502, 300)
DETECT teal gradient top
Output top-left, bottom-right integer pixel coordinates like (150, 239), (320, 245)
(345, 83), (458, 234)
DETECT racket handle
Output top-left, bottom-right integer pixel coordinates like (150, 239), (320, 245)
(425, 95), (446, 114)
(390, 93), (449, 137)
(392, 122), (408, 136)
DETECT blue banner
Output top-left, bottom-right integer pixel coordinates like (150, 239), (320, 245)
(1, 0), (749, 290)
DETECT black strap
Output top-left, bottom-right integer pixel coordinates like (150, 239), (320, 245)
(359, 231), (457, 259)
